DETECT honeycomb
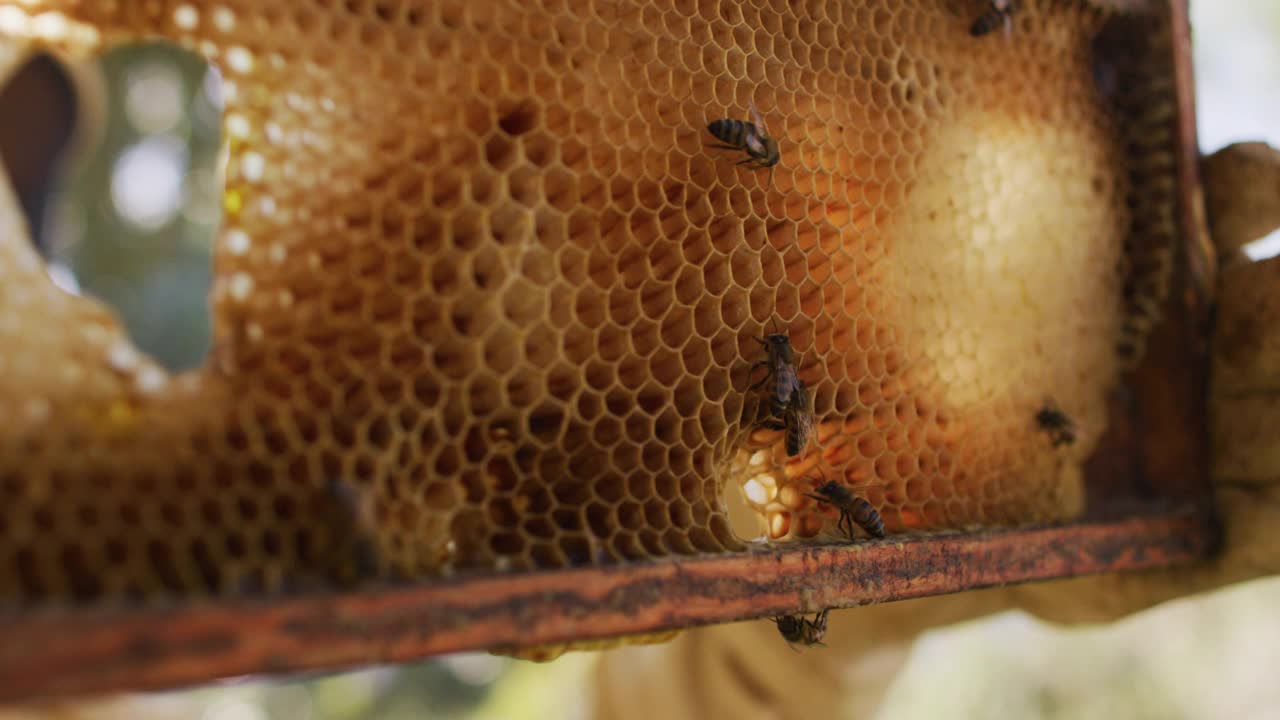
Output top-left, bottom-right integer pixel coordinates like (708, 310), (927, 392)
(0, 0), (1177, 606)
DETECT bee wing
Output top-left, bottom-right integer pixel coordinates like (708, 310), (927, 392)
(792, 397), (815, 448)
(749, 101), (768, 134)
(803, 492), (828, 505)
(775, 365), (798, 405)
(744, 101), (770, 156)
(793, 380), (811, 412)
(783, 392), (814, 443)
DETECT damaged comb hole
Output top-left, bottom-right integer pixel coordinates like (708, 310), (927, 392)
(497, 98), (541, 137)
(1, 45), (224, 372)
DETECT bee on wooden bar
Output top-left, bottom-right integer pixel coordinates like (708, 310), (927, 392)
(706, 101), (781, 186)
(1035, 400), (1076, 448)
(805, 476), (886, 540)
(970, 0), (1014, 38)
(774, 609), (829, 649)
(749, 322), (812, 456)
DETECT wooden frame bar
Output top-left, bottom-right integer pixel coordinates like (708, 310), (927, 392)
(0, 509), (1212, 704)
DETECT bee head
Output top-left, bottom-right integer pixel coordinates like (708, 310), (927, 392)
(761, 333), (792, 359)
(814, 479), (842, 497)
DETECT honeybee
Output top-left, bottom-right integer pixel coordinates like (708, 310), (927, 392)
(774, 609), (829, 648)
(749, 325), (813, 456)
(970, 0), (1014, 37)
(805, 476), (886, 540)
(324, 478), (379, 582)
(706, 102), (781, 186)
(1035, 400), (1076, 448)
(771, 384), (814, 457)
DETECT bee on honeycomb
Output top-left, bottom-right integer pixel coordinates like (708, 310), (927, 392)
(971, 0), (1016, 37)
(1036, 401), (1078, 448)
(749, 324), (813, 457)
(805, 476), (887, 541)
(706, 102), (781, 186)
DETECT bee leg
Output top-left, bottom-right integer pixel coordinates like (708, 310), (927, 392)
(839, 511), (855, 541)
(761, 419), (787, 430)
(705, 143), (743, 151)
(747, 373), (776, 393)
(735, 157), (757, 166)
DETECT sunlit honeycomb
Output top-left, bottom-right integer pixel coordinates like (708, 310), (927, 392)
(0, 0), (1178, 604)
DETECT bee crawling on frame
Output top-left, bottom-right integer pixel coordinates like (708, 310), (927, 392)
(970, 0), (1015, 38)
(1035, 399), (1077, 448)
(805, 474), (886, 540)
(748, 321), (813, 456)
(774, 609), (830, 649)
(706, 101), (781, 186)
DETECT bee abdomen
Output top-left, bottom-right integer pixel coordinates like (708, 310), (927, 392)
(850, 498), (886, 538)
(707, 118), (746, 146)
(784, 419), (804, 456)
(970, 12), (1000, 36)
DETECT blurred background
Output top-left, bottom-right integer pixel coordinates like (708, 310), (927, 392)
(0, 1), (1278, 718)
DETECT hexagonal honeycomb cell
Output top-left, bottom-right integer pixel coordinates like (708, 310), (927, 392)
(0, 0), (1178, 605)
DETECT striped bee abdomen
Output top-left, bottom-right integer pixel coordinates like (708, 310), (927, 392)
(707, 118), (751, 146)
(848, 497), (886, 539)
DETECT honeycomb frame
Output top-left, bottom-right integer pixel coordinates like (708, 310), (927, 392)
(0, 0), (1214, 700)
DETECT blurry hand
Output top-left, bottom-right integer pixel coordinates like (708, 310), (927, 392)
(1013, 142), (1280, 623)
(592, 143), (1280, 720)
